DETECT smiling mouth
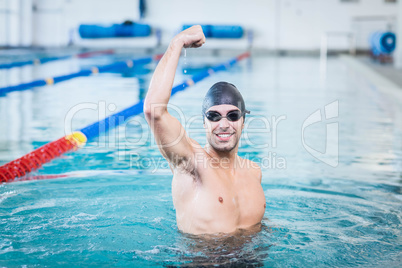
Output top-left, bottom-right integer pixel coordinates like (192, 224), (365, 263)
(215, 133), (234, 140)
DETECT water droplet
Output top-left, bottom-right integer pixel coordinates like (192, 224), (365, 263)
(183, 48), (187, 74)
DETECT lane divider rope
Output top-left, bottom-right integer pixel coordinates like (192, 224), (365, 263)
(0, 54), (162, 96)
(0, 52), (250, 183)
(0, 49), (115, 70)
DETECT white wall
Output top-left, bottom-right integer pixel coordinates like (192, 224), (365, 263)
(277, 0), (397, 50)
(20, 0), (33, 46)
(0, 0), (399, 50)
(62, 0), (397, 50)
(0, 0), (21, 46)
(63, 0), (140, 45)
(0, 0), (7, 46)
(142, 0), (276, 49)
(33, 0), (69, 47)
(0, 0), (32, 46)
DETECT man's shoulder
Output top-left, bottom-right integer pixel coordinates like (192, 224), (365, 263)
(237, 157), (262, 180)
(237, 156), (260, 168)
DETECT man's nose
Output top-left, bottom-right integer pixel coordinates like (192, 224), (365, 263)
(219, 118), (230, 128)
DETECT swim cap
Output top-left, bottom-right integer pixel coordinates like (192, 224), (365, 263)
(202, 81), (250, 117)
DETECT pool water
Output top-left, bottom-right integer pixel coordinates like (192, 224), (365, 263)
(0, 51), (401, 267)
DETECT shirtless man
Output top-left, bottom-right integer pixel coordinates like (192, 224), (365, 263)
(144, 25), (266, 235)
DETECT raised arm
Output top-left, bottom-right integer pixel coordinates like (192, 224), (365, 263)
(144, 26), (205, 170)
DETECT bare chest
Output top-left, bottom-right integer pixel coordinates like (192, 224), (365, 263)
(201, 171), (266, 222)
(172, 168), (266, 233)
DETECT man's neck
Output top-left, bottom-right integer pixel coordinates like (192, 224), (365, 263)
(204, 144), (239, 171)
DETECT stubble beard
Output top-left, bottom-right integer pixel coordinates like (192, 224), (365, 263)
(208, 133), (240, 153)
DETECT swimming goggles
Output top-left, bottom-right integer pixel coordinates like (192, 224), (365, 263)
(205, 110), (243, 122)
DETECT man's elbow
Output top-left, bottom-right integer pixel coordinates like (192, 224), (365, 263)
(144, 103), (166, 122)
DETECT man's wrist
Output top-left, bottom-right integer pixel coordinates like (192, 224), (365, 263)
(170, 35), (184, 51)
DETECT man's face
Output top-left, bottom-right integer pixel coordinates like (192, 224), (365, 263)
(204, 104), (244, 153)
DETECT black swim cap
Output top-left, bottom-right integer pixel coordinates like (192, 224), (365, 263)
(202, 81), (250, 117)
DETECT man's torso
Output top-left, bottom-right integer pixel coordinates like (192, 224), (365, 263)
(171, 152), (266, 234)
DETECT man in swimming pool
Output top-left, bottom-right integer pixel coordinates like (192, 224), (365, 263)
(144, 25), (266, 235)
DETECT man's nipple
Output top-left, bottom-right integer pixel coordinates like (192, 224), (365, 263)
(219, 197), (223, 203)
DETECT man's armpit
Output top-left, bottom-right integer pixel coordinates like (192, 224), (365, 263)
(172, 154), (198, 179)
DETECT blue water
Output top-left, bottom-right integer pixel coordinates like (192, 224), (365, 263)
(0, 51), (401, 267)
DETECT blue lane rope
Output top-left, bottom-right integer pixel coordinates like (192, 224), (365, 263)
(0, 56), (71, 70)
(0, 56), (154, 96)
(0, 49), (114, 70)
(0, 52), (249, 182)
(79, 52), (249, 140)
